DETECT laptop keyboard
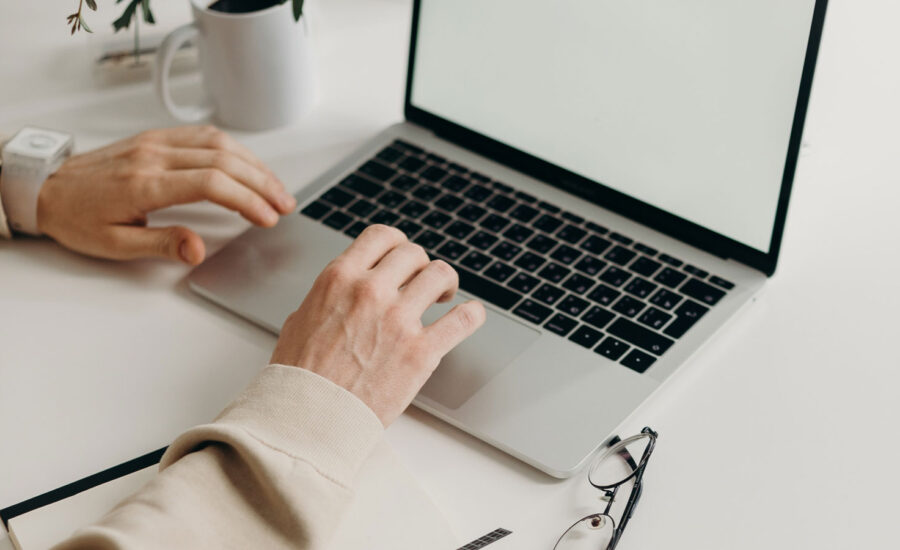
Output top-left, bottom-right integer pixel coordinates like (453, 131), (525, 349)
(300, 140), (735, 374)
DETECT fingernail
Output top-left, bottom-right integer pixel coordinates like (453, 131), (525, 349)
(265, 209), (280, 225)
(179, 241), (191, 264)
(280, 192), (297, 211)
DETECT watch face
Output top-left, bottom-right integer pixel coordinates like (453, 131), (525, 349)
(3, 127), (74, 162)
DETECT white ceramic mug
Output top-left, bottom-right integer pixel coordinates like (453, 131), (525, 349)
(154, 0), (315, 131)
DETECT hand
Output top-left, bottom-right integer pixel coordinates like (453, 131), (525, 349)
(37, 125), (296, 265)
(270, 225), (487, 426)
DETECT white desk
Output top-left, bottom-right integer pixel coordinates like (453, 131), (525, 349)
(2, 1), (899, 548)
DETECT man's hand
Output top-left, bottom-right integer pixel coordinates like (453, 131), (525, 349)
(271, 225), (487, 426)
(37, 125), (296, 265)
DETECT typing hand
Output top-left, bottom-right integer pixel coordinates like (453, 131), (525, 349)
(37, 125), (296, 265)
(270, 225), (487, 426)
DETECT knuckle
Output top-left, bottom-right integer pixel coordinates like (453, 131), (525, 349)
(429, 259), (457, 281)
(353, 278), (383, 302)
(134, 129), (160, 145)
(454, 305), (479, 331)
(210, 151), (231, 171)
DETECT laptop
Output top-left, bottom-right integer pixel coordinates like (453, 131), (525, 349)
(189, 0), (828, 477)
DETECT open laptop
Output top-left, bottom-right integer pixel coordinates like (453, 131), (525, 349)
(189, 0), (828, 477)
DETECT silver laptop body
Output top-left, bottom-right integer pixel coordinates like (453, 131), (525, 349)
(189, 0), (827, 477)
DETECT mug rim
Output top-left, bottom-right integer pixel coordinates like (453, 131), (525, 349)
(191, 0), (294, 20)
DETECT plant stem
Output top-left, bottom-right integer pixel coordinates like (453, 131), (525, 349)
(134, 13), (140, 65)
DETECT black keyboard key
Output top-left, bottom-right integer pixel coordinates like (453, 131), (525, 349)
(399, 200), (429, 219)
(561, 212), (585, 224)
(508, 272), (540, 294)
(468, 231), (499, 250)
(638, 307), (673, 331)
(538, 263), (571, 284)
(434, 194), (464, 213)
(710, 276), (735, 290)
(608, 318), (674, 356)
(609, 232), (633, 245)
(422, 210), (452, 229)
(624, 277), (658, 299)
(533, 214), (564, 233)
(595, 337), (630, 361)
(461, 251), (492, 272)
(323, 210), (353, 230)
(557, 295), (590, 317)
(581, 235), (613, 255)
(445, 220), (475, 240)
(448, 163), (468, 174)
(464, 184), (493, 202)
(425, 152), (446, 164)
(377, 190), (406, 208)
(658, 254), (684, 268)
(398, 155), (426, 172)
(300, 200), (331, 220)
(486, 194), (516, 212)
(456, 266), (522, 310)
(633, 243), (657, 256)
(630, 256), (662, 277)
(469, 172), (490, 183)
(421, 165), (448, 182)
(414, 230), (445, 250)
(574, 256), (607, 276)
(557, 224), (588, 244)
(391, 174), (418, 191)
(587, 284), (620, 307)
(562, 273), (594, 295)
(492, 181), (514, 193)
(600, 266), (631, 287)
(359, 160), (395, 181)
(513, 299), (552, 325)
(663, 300), (709, 338)
(321, 186), (355, 207)
(684, 265), (710, 278)
(437, 240), (468, 261)
(569, 326), (604, 349)
(393, 139), (424, 154)
(533, 284), (566, 305)
(655, 267), (688, 289)
(491, 241), (521, 261)
(544, 313), (578, 337)
(586, 221), (609, 235)
(370, 210), (400, 225)
(412, 184), (441, 202)
(344, 221), (368, 238)
(342, 174), (383, 197)
(582, 306), (615, 330)
(484, 261), (516, 283)
(621, 350), (656, 373)
(681, 278), (726, 306)
(605, 246), (637, 266)
(514, 251), (546, 272)
(457, 204), (487, 222)
(376, 146), (403, 163)
(550, 244), (582, 265)
(527, 234), (558, 254)
(538, 201), (561, 213)
(649, 288), (683, 310)
(442, 175), (470, 192)
(612, 296), (645, 318)
(515, 191), (537, 203)
(348, 199), (377, 218)
(481, 214), (512, 233)
(509, 204), (540, 223)
(503, 224), (534, 243)
(396, 219), (422, 238)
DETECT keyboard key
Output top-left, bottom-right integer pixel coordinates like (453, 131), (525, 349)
(461, 251), (492, 271)
(323, 210), (353, 230)
(396, 219), (422, 238)
(503, 224), (534, 243)
(398, 155), (426, 172)
(630, 256), (662, 277)
(376, 146), (403, 163)
(342, 174), (383, 197)
(514, 190), (537, 203)
(321, 186), (355, 207)
(605, 246), (637, 266)
(581, 235), (613, 255)
(658, 254), (684, 268)
(684, 265), (709, 278)
(609, 232), (633, 245)
(469, 172), (490, 183)
(562, 273), (594, 295)
(514, 252), (546, 272)
(377, 190), (406, 208)
(434, 194), (464, 212)
(468, 231), (499, 250)
(595, 337), (629, 361)
(621, 350), (656, 373)
(487, 194), (516, 212)
(412, 184), (441, 201)
(513, 299), (553, 325)
(544, 313), (578, 336)
(561, 212), (585, 224)
(344, 221), (368, 238)
(442, 175), (469, 192)
(574, 256), (607, 276)
(464, 184), (493, 202)
(484, 262), (516, 283)
(649, 288), (683, 310)
(710, 276), (735, 290)
(586, 221), (609, 234)
(348, 199), (377, 218)
(394, 140), (424, 154)
(681, 278), (726, 306)
(414, 230), (445, 250)
(399, 200), (429, 218)
(533, 214), (564, 233)
(456, 265), (522, 310)
(550, 244), (582, 265)
(300, 200), (331, 220)
(557, 295), (590, 317)
(359, 160), (394, 181)
(509, 204), (540, 223)
(607, 318), (675, 356)
(448, 162), (467, 173)
(600, 266), (631, 287)
(481, 214), (512, 233)
(663, 300), (710, 338)
(492, 181), (514, 193)
(654, 267), (688, 288)
(569, 326), (604, 349)
(633, 243), (657, 256)
(588, 284), (621, 307)
(422, 210), (452, 229)
(527, 234), (558, 254)
(421, 165), (448, 182)
(437, 240), (468, 260)
(624, 277), (658, 299)
(638, 307), (673, 330)
(390, 175), (418, 191)
(612, 296), (645, 318)
(582, 306), (615, 330)
(491, 241), (522, 261)
(508, 272), (541, 294)
(533, 284), (566, 305)
(538, 201), (561, 213)
(370, 210), (400, 225)
(445, 220), (475, 240)
(557, 225), (588, 244)
(538, 263), (571, 284)
(457, 204), (487, 222)
(425, 152), (446, 164)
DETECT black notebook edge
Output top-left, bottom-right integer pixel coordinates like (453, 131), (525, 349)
(0, 447), (167, 530)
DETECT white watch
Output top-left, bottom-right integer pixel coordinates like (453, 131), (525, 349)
(0, 127), (74, 236)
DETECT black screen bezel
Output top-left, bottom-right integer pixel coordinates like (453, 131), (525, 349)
(403, 0), (828, 276)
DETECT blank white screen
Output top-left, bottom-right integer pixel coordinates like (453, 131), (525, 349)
(411, 0), (817, 252)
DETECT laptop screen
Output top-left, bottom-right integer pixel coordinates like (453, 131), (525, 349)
(409, 0), (818, 254)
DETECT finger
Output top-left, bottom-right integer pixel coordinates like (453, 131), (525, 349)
(423, 301), (487, 357)
(338, 224), (407, 270)
(401, 260), (459, 315)
(103, 225), (206, 265)
(162, 147), (296, 214)
(149, 169), (281, 227)
(372, 242), (431, 289)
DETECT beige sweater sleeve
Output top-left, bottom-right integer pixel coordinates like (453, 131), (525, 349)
(54, 364), (384, 550)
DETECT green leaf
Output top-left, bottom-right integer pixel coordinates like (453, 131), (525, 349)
(141, 0), (156, 24)
(85, 0), (97, 11)
(79, 14), (93, 33)
(112, 0), (141, 32)
(292, 0), (304, 21)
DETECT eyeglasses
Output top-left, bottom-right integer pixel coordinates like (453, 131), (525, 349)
(553, 427), (658, 550)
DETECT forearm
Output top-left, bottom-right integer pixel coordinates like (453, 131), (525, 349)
(54, 365), (384, 550)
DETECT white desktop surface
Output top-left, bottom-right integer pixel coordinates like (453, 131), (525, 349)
(1, 1), (899, 548)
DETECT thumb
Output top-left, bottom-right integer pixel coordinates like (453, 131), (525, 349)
(106, 225), (206, 265)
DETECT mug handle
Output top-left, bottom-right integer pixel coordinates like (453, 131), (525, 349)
(153, 23), (214, 122)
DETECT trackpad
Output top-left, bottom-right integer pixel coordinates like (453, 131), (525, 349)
(418, 300), (540, 410)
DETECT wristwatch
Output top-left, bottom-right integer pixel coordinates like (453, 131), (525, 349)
(0, 127), (74, 237)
